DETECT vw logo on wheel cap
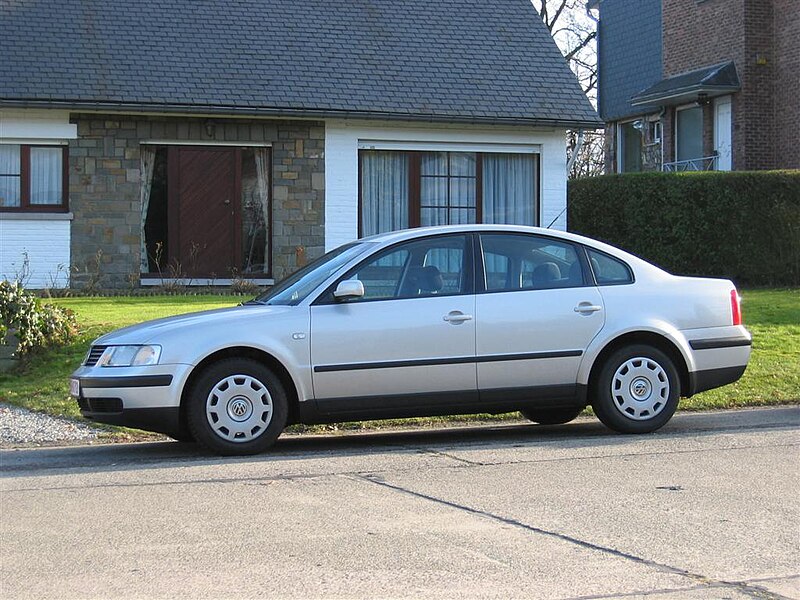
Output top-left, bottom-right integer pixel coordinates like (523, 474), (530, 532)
(227, 397), (253, 421)
(630, 377), (652, 400)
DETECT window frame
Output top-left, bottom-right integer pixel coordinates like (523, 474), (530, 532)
(314, 232), (476, 305)
(583, 246), (635, 286)
(475, 232), (592, 294)
(675, 104), (704, 163)
(0, 144), (69, 213)
(616, 119), (644, 173)
(358, 149), (540, 235)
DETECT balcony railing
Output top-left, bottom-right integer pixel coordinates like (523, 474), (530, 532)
(662, 156), (718, 172)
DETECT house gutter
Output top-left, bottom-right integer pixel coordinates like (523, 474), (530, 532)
(0, 99), (604, 130)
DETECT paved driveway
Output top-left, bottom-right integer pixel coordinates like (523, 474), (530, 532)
(1, 407), (798, 599)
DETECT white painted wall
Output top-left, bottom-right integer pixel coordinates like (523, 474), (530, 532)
(0, 216), (72, 288)
(0, 109), (77, 141)
(1, 109), (77, 287)
(324, 119), (568, 251)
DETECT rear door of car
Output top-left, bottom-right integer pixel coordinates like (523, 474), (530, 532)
(475, 232), (605, 402)
(309, 233), (477, 418)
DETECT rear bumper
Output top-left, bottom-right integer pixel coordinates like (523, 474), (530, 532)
(688, 364), (748, 396)
(682, 326), (751, 396)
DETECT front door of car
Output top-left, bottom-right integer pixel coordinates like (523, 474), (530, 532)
(310, 234), (477, 418)
(475, 233), (605, 402)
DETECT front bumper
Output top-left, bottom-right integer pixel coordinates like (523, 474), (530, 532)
(70, 363), (193, 436)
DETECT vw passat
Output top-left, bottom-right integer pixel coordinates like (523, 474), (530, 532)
(70, 225), (751, 455)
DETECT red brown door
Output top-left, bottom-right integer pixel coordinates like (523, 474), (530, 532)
(168, 147), (240, 276)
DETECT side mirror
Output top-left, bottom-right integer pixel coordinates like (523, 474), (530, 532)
(333, 279), (365, 300)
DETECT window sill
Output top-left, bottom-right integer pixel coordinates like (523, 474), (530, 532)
(0, 211), (74, 221)
(140, 277), (274, 287)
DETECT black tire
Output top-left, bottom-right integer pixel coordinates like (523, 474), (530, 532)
(167, 431), (195, 443)
(592, 344), (680, 434)
(520, 406), (584, 425)
(187, 358), (288, 455)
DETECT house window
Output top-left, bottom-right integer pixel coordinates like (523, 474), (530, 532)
(420, 152), (477, 226)
(360, 150), (538, 236)
(617, 121), (643, 173)
(676, 106), (703, 163)
(0, 144), (68, 212)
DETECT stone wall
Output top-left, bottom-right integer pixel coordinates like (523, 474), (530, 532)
(68, 115), (324, 289)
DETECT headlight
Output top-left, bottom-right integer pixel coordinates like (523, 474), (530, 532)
(96, 345), (162, 367)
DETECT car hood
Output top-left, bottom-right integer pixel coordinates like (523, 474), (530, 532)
(94, 304), (295, 345)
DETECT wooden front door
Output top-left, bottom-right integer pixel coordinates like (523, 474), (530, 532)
(168, 147), (240, 276)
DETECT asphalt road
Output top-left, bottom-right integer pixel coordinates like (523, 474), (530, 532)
(1, 407), (798, 600)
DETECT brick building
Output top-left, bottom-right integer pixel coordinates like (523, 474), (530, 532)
(0, 0), (600, 289)
(595, 0), (799, 173)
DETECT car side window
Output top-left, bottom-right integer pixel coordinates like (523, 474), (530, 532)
(480, 233), (585, 292)
(344, 235), (469, 302)
(586, 249), (633, 285)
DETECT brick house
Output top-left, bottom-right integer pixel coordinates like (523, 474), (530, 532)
(0, 0), (599, 289)
(594, 0), (799, 173)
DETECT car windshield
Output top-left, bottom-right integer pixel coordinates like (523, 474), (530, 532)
(252, 242), (373, 306)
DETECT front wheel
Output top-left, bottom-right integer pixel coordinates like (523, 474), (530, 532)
(520, 406), (583, 425)
(187, 358), (288, 455)
(592, 344), (680, 434)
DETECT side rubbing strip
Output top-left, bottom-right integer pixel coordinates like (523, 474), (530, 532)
(314, 350), (583, 373)
(80, 375), (174, 388)
(689, 337), (752, 351)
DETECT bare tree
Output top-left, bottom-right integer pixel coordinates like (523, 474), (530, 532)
(533, 0), (604, 178)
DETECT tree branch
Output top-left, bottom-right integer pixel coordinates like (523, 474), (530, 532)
(563, 30), (597, 62)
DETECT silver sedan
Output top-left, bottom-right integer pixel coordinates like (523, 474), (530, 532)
(70, 225), (751, 455)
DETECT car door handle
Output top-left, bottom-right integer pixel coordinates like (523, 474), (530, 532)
(574, 303), (602, 314)
(443, 312), (473, 323)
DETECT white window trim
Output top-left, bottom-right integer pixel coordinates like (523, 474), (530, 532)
(357, 140), (541, 154)
(141, 140), (272, 147)
(0, 139), (70, 146)
(325, 120), (565, 250)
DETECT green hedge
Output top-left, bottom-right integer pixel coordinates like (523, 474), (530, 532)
(567, 170), (800, 286)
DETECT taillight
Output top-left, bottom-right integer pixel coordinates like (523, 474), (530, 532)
(730, 289), (742, 325)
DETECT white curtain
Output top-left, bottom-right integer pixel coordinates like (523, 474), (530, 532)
(254, 147), (270, 272)
(29, 147), (62, 205)
(139, 146), (156, 273)
(0, 145), (21, 207)
(361, 151), (409, 236)
(482, 153), (537, 226)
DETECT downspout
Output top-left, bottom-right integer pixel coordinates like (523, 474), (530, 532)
(548, 129), (586, 229)
(566, 128), (586, 176)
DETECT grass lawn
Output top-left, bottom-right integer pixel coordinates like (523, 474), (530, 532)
(0, 289), (797, 433)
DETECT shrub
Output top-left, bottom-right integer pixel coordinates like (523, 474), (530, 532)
(568, 170), (800, 286)
(0, 281), (78, 355)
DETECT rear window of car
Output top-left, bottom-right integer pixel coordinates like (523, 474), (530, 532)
(586, 248), (634, 285)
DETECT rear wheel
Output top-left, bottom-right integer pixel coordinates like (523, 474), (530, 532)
(520, 406), (583, 425)
(187, 358), (288, 455)
(592, 344), (680, 434)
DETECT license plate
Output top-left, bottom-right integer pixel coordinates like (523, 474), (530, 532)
(69, 378), (81, 398)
